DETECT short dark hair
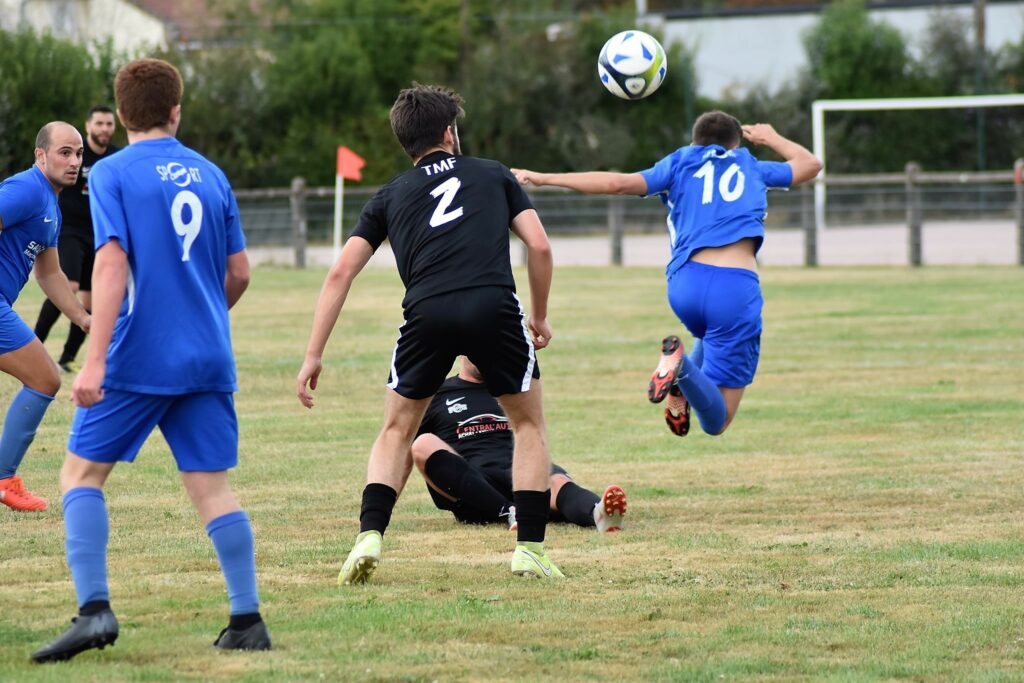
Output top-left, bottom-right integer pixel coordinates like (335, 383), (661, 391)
(692, 111), (742, 148)
(114, 58), (183, 132)
(389, 83), (465, 159)
(87, 104), (114, 120)
(35, 123), (55, 150)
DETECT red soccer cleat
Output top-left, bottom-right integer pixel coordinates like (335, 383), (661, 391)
(594, 485), (627, 533)
(664, 386), (691, 437)
(0, 475), (48, 512)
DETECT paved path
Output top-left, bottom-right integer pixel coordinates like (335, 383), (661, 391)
(248, 221), (1021, 268)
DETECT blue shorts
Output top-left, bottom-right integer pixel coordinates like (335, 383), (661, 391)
(667, 261), (763, 388)
(0, 298), (37, 355)
(68, 390), (238, 471)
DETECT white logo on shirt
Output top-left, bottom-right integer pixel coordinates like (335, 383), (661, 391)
(156, 162), (203, 187)
(447, 402), (468, 414)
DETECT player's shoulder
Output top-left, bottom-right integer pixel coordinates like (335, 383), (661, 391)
(0, 167), (50, 204)
(0, 167), (42, 191)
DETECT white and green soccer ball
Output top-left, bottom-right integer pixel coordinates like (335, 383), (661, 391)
(597, 30), (667, 100)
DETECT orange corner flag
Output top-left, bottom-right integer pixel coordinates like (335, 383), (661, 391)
(336, 146), (366, 181)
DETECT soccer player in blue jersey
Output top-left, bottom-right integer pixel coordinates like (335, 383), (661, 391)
(0, 122), (91, 512)
(33, 58), (269, 663)
(514, 112), (821, 437)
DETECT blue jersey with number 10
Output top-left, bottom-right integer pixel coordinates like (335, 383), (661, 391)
(640, 145), (792, 277)
(89, 137), (246, 394)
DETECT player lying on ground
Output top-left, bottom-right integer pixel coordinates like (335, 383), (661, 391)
(0, 122), (90, 513)
(413, 357), (626, 532)
(33, 58), (268, 664)
(514, 112), (821, 437)
(297, 84), (564, 581)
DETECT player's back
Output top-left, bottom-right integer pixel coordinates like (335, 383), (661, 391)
(88, 137), (246, 394)
(643, 145), (791, 276)
(353, 152), (532, 310)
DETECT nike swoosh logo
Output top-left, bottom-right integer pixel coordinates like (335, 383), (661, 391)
(43, 217), (54, 223)
(445, 397), (465, 406)
(525, 551), (552, 577)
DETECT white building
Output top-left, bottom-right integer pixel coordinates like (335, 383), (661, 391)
(646, 1), (1024, 99)
(0, 0), (168, 53)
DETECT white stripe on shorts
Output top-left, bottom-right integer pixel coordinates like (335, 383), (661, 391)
(387, 321), (403, 390)
(512, 293), (536, 392)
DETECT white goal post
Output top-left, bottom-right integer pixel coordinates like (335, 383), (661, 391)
(811, 93), (1024, 232)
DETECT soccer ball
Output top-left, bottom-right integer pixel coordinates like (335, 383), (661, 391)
(597, 30), (667, 100)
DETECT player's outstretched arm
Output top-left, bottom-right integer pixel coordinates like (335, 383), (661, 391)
(33, 248), (90, 332)
(72, 240), (128, 407)
(225, 250), (251, 309)
(296, 236), (375, 408)
(741, 124), (822, 186)
(510, 209), (553, 349)
(512, 169), (648, 196)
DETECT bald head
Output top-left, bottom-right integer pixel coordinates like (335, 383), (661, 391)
(35, 121), (81, 151)
(34, 122), (83, 191)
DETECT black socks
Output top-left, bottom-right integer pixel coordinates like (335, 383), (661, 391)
(359, 483), (398, 534)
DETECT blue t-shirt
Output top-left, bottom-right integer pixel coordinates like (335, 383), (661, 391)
(0, 166), (61, 303)
(639, 145), (793, 277)
(89, 137), (246, 394)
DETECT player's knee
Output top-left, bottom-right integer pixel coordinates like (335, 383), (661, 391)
(411, 435), (440, 468)
(35, 370), (60, 397)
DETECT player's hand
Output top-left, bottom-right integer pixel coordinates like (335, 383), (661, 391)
(741, 123), (779, 146)
(77, 313), (91, 334)
(512, 168), (541, 187)
(296, 356), (323, 409)
(72, 361), (105, 407)
(528, 317), (553, 350)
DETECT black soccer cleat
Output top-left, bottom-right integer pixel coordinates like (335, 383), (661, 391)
(213, 619), (272, 651)
(32, 608), (119, 663)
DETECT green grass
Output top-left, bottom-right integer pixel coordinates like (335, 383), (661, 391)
(2, 265), (1023, 681)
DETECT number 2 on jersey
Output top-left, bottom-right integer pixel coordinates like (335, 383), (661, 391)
(429, 177), (464, 228)
(170, 189), (203, 261)
(694, 161), (745, 205)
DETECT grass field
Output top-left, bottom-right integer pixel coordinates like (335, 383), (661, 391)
(1, 265), (1023, 681)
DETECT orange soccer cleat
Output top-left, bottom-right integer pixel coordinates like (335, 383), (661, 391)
(594, 484), (627, 533)
(0, 475), (49, 512)
(648, 335), (685, 404)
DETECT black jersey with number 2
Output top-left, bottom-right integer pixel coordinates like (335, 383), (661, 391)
(350, 151), (534, 310)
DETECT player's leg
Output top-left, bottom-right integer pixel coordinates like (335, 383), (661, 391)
(59, 241), (92, 370)
(32, 391), (162, 663)
(411, 434), (513, 524)
(0, 309), (60, 511)
(340, 388), (432, 586)
(162, 392), (270, 651)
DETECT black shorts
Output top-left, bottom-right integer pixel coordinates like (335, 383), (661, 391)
(388, 286), (540, 399)
(426, 456), (569, 525)
(57, 232), (94, 291)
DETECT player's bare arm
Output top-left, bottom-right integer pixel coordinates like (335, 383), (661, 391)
(510, 208), (553, 349)
(741, 123), (822, 186)
(512, 169), (648, 196)
(33, 248), (89, 332)
(225, 250), (251, 309)
(72, 239), (128, 407)
(296, 236), (375, 408)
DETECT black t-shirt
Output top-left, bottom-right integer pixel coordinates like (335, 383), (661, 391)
(418, 376), (512, 462)
(350, 151), (534, 310)
(59, 142), (120, 239)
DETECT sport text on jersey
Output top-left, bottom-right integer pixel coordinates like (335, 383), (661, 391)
(155, 162), (203, 187)
(23, 240), (46, 263)
(422, 157), (456, 176)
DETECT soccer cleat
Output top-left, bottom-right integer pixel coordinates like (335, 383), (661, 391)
(338, 530), (382, 586)
(594, 485), (627, 533)
(213, 619), (271, 651)
(664, 386), (691, 437)
(0, 475), (48, 512)
(648, 335), (685, 404)
(31, 609), (119, 663)
(511, 544), (564, 579)
(58, 361), (75, 374)
(502, 505), (518, 532)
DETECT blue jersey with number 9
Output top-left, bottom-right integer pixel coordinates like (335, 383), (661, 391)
(640, 145), (792, 277)
(88, 137), (246, 394)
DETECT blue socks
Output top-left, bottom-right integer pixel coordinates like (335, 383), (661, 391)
(207, 510), (260, 615)
(687, 338), (704, 368)
(676, 355), (727, 435)
(0, 386), (54, 478)
(64, 487), (110, 607)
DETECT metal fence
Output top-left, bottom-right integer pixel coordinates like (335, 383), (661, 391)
(235, 160), (1024, 267)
